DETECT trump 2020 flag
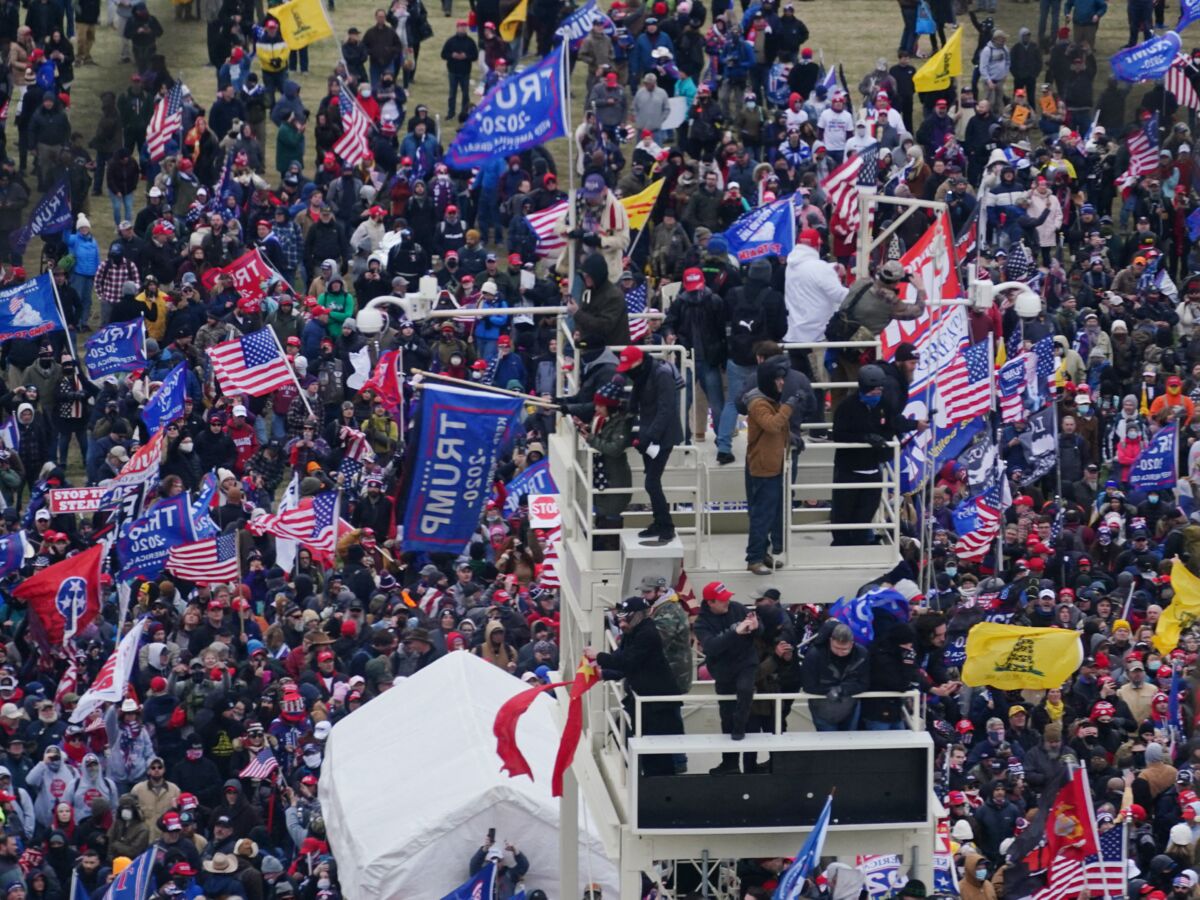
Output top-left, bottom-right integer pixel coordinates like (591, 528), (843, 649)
(503, 457), (557, 513)
(775, 793), (833, 900)
(105, 845), (156, 900)
(441, 862), (496, 900)
(446, 43), (568, 169)
(556, 0), (614, 49)
(0, 531), (26, 579)
(997, 355), (1028, 423)
(10, 178), (71, 254)
(1180, 0), (1200, 31)
(0, 273), (66, 343)
(84, 318), (145, 379)
(1112, 30), (1182, 82)
(403, 383), (523, 553)
(115, 494), (197, 581)
(720, 194), (796, 264)
(142, 361), (187, 434)
(1129, 423), (1177, 490)
(961, 622), (1084, 689)
(828, 587), (909, 645)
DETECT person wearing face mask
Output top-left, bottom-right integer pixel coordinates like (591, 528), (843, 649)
(171, 735), (221, 810)
(831, 365), (897, 546)
(959, 849), (998, 900)
(26, 742), (78, 828)
(107, 795), (150, 861)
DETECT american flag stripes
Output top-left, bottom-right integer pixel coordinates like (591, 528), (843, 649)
(528, 201), (569, 260)
(539, 526), (561, 588)
(822, 143), (879, 239)
(1034, 852), (1088, 900)
(1005, 241), (1041, 284)
(1166, 55), (1200, 112)
(1082, 824), (1126, 896)
(936, 339), (992, 424)
(166, 532), (242, 585)
(416, 587), (445, 616)
(211, 328), (295, 397)
(146, 84), (184, 163)
(1116, 113), (1159, 195)
(674, 567), (698, 617)
(953, 482), (1002, 561)
(333, 83), (372, 166)
(998, 355), (1029, 423)
(625, 282), (649, 341)
(247, 490), (340, 552)
(239, 747), (280, 780)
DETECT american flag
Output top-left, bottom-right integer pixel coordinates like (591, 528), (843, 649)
(953, 482), (1001, 561)
(54, 656), (78, 708)
(539, 526), (561, 588)
(211, 328), (295, 397)
(1082, 823), (1126, 896)
(528, 200), (569, 260)
(166, 532), (242, 585)
(1116, 113), (1159, 196)
(239, 747), (280, 781)
(998, 355), (1029, 423)
(333, 83), (372, 166)
(1028, 335), (1059, 401)
(339, 426), (374, 463)
(822, 143), (879, 239)
(1005, 241), (1041, 284)
(1166, 55), (1200, 112)
(146, 84), (184, 163)
(1035, 852), (1088, 900)
(247, 490), (340, 552)
(407, 586), (444, 616)
(936, 339), (992, 424)
(625, 282), (649, 341)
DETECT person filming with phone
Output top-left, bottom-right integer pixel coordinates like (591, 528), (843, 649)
(470, 828), (529, 899)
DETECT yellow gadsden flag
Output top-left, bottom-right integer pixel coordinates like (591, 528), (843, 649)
(961, 622), (1083, 690)
(1154, 559), (1200, 653)
(620, 179), (665, 231)
(275, 0), (334, 50)
(500, 0), (528, 42)
(912, 26), (962, 93)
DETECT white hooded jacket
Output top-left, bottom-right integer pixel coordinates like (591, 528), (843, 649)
(784, 242), (849, 343)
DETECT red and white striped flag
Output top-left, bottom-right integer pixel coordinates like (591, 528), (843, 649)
(1034, 853), (1088, 900)
(146, 84), (184, 163)
(1116, 113), (1159, 196)
(528, 201), (569, 260)
(936, 339), (993, 424)
(674, 568), (698, 617)
(1166, 55), (1200, 112)
(625, 282), (649, 341)
(417, 587), (444, 616)
(211, 327), (295, 397)
(538, 526), (562, 588)
(339, 426), (374, 463)
(239, 747), (280, 781)
(333, 83), (372, 166)
(54, 657), (78, 709)
(166, 532), (242, 585)
(247, 490), (339, 552)
(821, 143), (879, 239)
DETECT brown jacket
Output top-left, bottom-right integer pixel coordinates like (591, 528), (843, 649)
(747, 396), (793, 477)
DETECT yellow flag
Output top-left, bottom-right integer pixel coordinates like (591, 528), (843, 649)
(500, 0), (528, 42)
(620, 178), (665, 231)
(912, 27), (962, 93)
(275, 0), (333, 50)
(961, 622), (1083, 689)
(1154, 560), (1200, 653)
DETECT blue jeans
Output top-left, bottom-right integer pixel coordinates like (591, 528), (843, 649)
(721, 362), (756, 454)
(289, 47), (308, 72)
(110, 192), (133, 228)
(812, 702), (861, 732)
(746, 473), (783, 563)
(70, 273), (94, 328)
(476, 337), (498, 361)
(1038, 0), (1061, 42)
(899, 5), (917, 53)
(864, 719), (907, 731)
(695, 358), (728, 452)
(370, 59), (394, 89)
(478, 189), (502, 241)
(271, 411), (288, 441)
(448, 72), (470, 116)
(57, 429), (86, 467)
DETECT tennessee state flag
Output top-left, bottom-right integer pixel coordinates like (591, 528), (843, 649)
(494, 657), (600, 798)
(13, 543), (104, 645)
(1045, 765), (1100, 860)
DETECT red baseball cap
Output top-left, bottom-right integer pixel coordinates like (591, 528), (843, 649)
(798, 227), (821, 248)
(615, 346), (644, 373)
(317, 649), (335, 662)
(702, 581), (734, 603)
(682, 267), (705, 291)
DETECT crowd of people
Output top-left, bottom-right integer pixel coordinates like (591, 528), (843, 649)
(0, 0), (1190, 894)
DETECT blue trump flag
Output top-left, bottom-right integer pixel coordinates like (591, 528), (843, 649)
(0, 273), (65, 343)
(84, 318), (145, 379)
(142, 362), (187, 433)
(402, 383), (524, 553)
(1179, 0), (1200, 31)
(1188, 207), (1200, 242)
(899, 418), (983, 494)
(446, 43), (568, 169)
(116, 494), (196, 580)
(1112, 30), (1181, 81)
(556, 0), (614, 49)
(0, 532), (26, 579)
(105, 846), (156, 900)
(828, 587), (910, 645)
(720, 194), (796, 263)
(1129, 423), (1178, 490)
(441, 862), (496, 900)
(10, 179), (71, 254)
(503, 457), (557, 513)
(774, 793), (833, 900)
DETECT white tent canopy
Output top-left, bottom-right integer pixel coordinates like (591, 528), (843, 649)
(320, 651), (618, 899)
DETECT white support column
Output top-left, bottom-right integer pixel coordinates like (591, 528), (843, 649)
(560, 768), (581, 900)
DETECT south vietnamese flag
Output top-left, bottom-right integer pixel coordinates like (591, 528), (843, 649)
(13, 543), (104, 645)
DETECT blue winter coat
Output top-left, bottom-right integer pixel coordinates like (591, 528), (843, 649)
(66, 231), (100, 276)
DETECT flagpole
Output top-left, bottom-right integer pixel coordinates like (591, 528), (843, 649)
(49, 275), (78, 360)
(266, 325), (313, 417)
(412, 368), (557, 407)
